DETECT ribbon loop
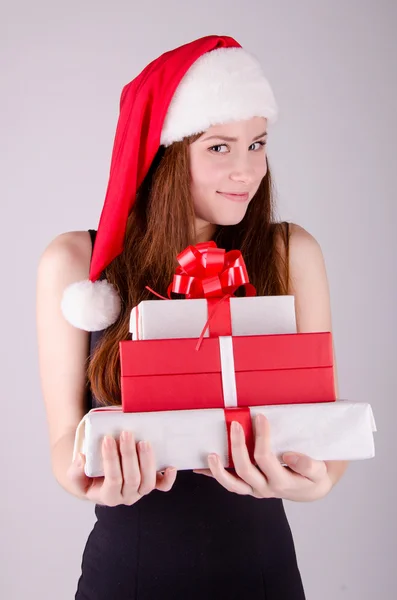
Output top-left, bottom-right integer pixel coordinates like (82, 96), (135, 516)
(170, 242), (256, 301)
(146, 242), (257, 348)
(202, 275), (223, 297)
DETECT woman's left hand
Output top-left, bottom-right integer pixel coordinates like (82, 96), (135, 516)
(193, 414), (334, 502)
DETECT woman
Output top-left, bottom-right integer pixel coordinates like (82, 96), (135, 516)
(36, 35), (348, 599)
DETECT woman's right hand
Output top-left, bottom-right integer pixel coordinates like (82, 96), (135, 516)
(66, 431), (177, 506)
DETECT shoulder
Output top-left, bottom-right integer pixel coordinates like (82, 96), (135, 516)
(36, 230), (94, 313)
(286, 222), (326, 286)
(274, 222), (327, 289)
(39, 230), (93, 260)
(275, 220), (323, 259)
(37, 230), (93, 280)
(277, 222), (332, 331)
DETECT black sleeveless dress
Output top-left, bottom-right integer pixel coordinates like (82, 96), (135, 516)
(75, 229), (306, 600)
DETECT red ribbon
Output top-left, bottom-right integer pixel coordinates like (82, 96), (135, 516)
(146, 242), (256, 350)
(224, 407), (255, 469)
(166, 241), (255, 298)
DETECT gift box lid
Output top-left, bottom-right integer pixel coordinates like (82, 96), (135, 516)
(129, 295), (297, 339)
(120, 332), (333, 377)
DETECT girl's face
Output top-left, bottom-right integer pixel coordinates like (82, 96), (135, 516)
(188, 116), (268, 242)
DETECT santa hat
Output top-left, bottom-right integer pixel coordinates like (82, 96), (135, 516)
(61, 34), (279, 331)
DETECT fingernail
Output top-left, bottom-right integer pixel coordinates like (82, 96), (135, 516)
(103, 435), (114, 450)
(231, 421), (241, 435)
(139, 441), (150, 452)
(284, 453), (299, 465)
(120, 431), (131, 443)
(208, 454), (218, 464)
(255, 414), (264, 430)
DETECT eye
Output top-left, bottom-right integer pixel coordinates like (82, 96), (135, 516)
(250, 141), (267, 151)
(209, 144), (228, 153)
(208, 140), (267, 154)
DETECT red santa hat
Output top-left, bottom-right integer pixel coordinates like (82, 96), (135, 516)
(61, 34), (279, 331)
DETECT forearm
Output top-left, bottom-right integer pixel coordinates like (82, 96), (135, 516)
(325, 459), (349, 487)
(51, 431), (87, 500)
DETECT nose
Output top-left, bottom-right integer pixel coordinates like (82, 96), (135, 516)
(228, 154), (259, 185)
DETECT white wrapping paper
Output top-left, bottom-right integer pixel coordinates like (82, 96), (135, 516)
(73, 401), (377, 477)
(130, 295), (297, 339)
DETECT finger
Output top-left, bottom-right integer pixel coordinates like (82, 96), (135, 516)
(253, 415), (289, 486)
(207, 454), (253, 495)
(192, 469), (214, 478)
(67, 453), (92, 495)
(229, 421), (270, 494)
(119, 431), (141, 503)
(137, 441), (157, 495)
(156, 467), (177, 492)
(282, 452), (328, 483)
(101, 435), (123, 505)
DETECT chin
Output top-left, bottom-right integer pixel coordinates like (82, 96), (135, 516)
(214, 211), (248, 227)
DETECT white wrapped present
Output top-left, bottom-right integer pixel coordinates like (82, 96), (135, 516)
(130, 295), (297, 339)
(73, 400), (376, 477)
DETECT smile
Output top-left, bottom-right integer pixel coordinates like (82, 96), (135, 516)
(217, 192), (249, 203)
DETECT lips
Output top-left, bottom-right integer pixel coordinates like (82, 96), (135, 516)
(217, 191), (249, 203)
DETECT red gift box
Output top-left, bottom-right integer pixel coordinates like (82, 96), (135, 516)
(120, 332), (336, 413)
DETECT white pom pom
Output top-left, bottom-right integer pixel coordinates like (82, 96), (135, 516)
(61, 279), (122, 331)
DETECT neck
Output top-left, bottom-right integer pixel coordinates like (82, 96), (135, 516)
(194, 220), (217, 244)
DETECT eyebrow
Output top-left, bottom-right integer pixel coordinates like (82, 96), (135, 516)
(200, 131), (268, 142)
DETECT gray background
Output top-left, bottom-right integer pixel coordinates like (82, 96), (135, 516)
(1, 1), (396, 598)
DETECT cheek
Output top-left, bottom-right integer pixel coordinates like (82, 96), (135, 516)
(249, 160), (268, 196)
(191, 159), (222, 193)
(256, 156), (268, 178)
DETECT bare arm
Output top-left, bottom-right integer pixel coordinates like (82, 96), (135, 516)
(287, 223), (349, 486)
(36, 231), (93, 497)
(36, 231), (177, 504)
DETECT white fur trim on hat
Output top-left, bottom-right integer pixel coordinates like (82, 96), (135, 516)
(160, 47), (278, 147)
(61, 279), (121, 332)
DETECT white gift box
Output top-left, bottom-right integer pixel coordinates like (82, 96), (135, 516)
(130, 295), (297, 339)
(73, 401), (377, 477)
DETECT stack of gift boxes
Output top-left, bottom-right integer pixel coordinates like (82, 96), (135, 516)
(73, 242), (376, 477)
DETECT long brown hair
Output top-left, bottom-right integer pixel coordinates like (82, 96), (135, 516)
(87, 133), (290, 406)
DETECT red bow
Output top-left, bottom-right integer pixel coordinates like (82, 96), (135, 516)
(166, 241), (256, 299)
(146, 242), (256, 349)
